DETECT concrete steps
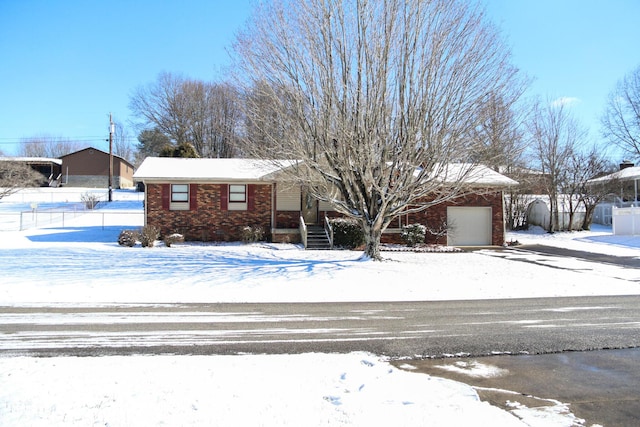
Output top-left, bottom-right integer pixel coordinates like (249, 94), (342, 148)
(305, 225), (332, 250)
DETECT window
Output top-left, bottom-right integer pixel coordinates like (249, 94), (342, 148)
(229, 185), (246, 203)
(224, 184), (250, 211)
(171, 184), (189, 203)
(162, 183), (196, 211)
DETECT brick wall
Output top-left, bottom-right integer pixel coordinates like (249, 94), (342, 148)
(318, 192), (505, 246)
(145, 183), (506, 246)
(381, 191), (505, 246)
(275, 211), (300, 229)
(146, 183), (273, 242)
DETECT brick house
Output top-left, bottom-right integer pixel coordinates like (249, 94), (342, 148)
(133, 157), (516, 246)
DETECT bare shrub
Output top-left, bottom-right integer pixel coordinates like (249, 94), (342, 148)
(241, 226), (265, 243)
(426, 219), (450, 245)
(139, 225), (160, 248)
(164, 233), (185, 247)
(118, 230), (138, 247)
(81, 192), (100, 210)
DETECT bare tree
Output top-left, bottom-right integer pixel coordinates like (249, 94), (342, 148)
(0, 161), (43, 200)
(566, 147), (617, 230)
(18, 136), (83, 158)
(186, 81), (241, 158)
(601, 64), (640, 158)
(233, 0), (519, 259)
(242, 81), (294, 157)
(129, 72), (192, 146)
(467, 89), (532, 230)
(112, 120), (135, 164)
(563, 147), (602, 230)
(129, 72), (241, 158)
(469, 90), (529, 170)
(528, 98), (587, 232)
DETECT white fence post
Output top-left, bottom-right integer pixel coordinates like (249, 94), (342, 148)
(612, 205), (640, 235)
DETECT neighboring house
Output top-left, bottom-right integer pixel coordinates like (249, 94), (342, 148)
(0, 157), (63, 187)
(133, 157), (517, 247)
(59, 147), (135, 188)
(588, 161), (640, 233)
(588, 161), (640, 204)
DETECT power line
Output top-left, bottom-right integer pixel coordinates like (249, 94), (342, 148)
(0, 136), (107, 140)
(0, 137), (138, 145)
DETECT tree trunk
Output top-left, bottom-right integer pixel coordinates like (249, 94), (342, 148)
(582, 207), (595, 230)
(362, 222), (383, 261)
(548, 197), (557, 233)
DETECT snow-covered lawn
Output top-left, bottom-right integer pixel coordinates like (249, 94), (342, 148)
(1, 188), (638, 426)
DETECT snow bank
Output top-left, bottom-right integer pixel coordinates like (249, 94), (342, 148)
(0, 353), (526, 427)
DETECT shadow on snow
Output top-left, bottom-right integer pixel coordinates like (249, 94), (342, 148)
(8, 235), (363, 283)
(27, 226), (124, 243)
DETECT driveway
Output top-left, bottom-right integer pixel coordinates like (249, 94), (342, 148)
(396, 347), (640, 427)
(513, 244), (640, 269)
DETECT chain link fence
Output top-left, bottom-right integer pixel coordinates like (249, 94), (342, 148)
(0, 209), (144, 231)
(0, 189), (144, 232)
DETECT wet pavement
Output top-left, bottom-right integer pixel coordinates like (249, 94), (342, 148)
(515, 244), (640, 269)
(395, 347), (640, 426)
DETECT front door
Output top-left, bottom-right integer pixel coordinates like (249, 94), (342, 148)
(301, 190), (318, 225)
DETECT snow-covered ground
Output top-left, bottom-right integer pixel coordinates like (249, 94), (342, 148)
(1, 188), (638, 426)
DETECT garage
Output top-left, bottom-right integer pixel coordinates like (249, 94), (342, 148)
(446, 206), (492, 246)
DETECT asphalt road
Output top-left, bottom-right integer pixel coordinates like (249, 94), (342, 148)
(1, 295), (639, 357)
(2, 244), (640, 425)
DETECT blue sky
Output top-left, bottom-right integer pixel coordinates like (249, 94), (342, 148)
(1, 0), (639, 161)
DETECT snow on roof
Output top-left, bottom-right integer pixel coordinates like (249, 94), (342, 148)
(587, 166), (640, 183)
(135, 157), (517, 186)
(421, 163), (519, 187)
(133, 157), (296, 181)
(0, 156), (63, 165)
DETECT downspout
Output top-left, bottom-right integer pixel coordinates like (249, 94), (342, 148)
(501, 190), (506, 245)
(271, 182), (276, 239)
(143, 181), (148, 226)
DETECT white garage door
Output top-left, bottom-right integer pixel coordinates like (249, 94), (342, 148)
(446, 207), (492, 246)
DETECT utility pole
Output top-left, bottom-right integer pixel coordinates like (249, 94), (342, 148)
(108, 113), (114, 202)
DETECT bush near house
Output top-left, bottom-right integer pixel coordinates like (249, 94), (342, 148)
(163, 233), (185, 247)
(118, 230), (138, 247)
(241, 226), (265, 243)
(139, 225), (160, 248)
(401, 224), (426, 247)
(330, 218), (365, 249)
